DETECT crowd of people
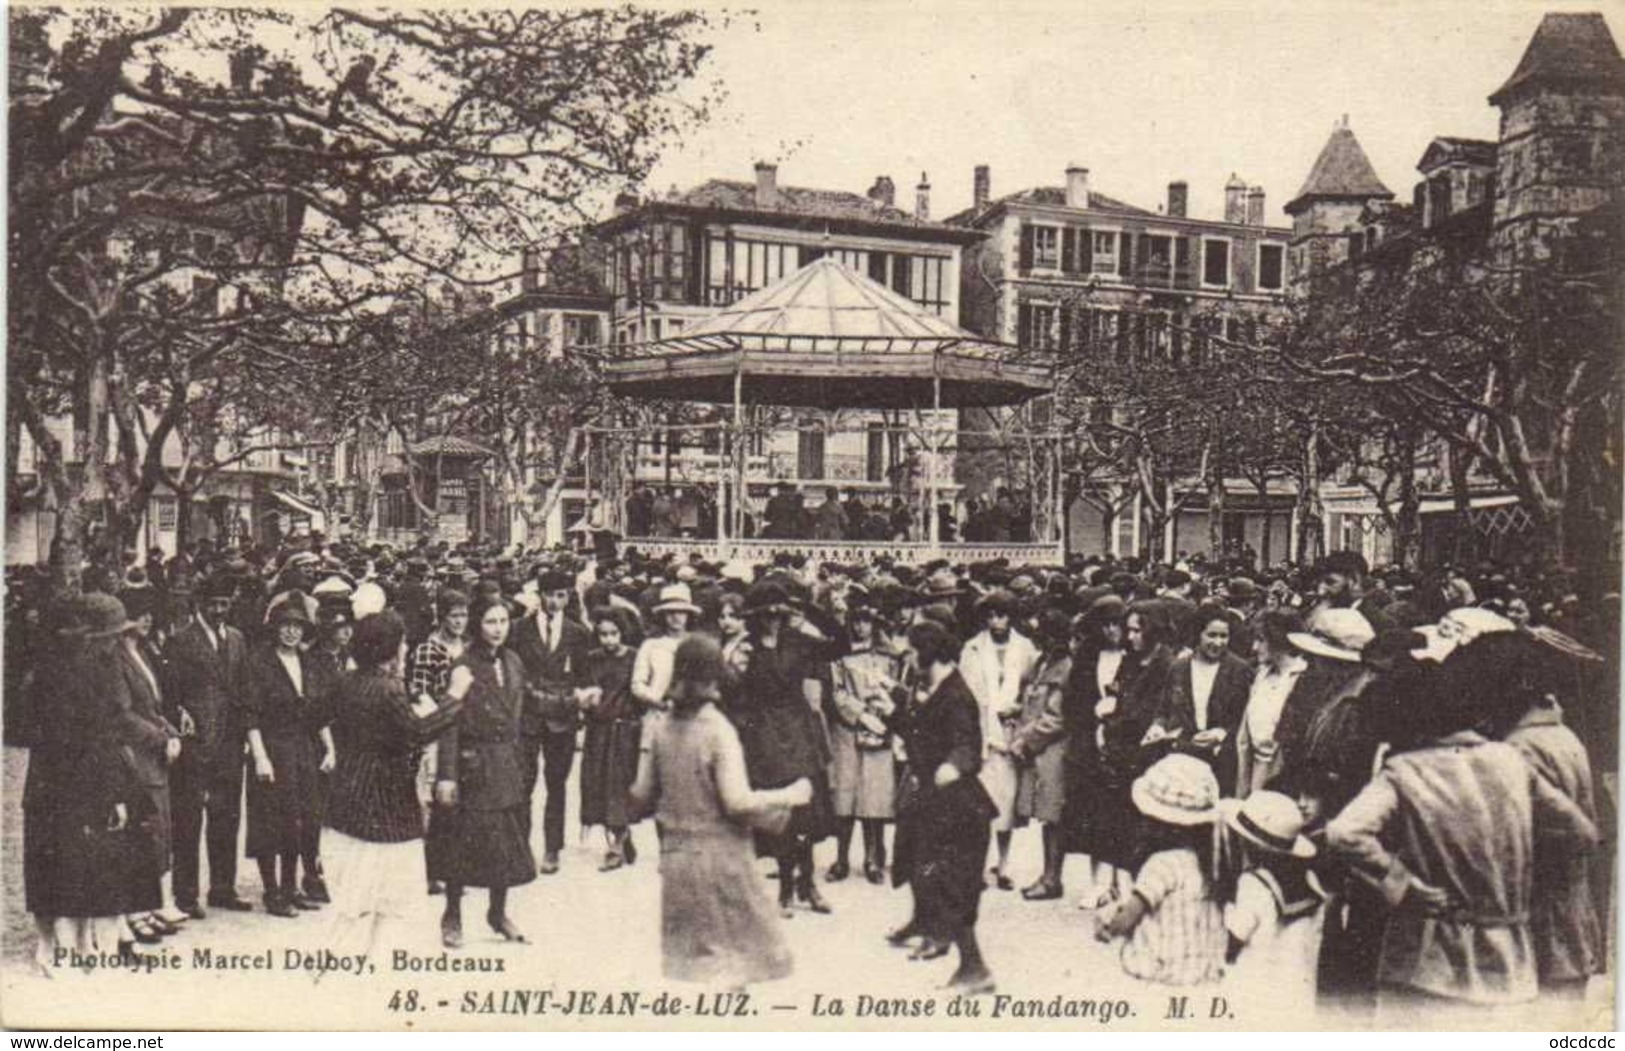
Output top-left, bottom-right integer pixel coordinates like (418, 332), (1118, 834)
(7, 534), (1616, 1022)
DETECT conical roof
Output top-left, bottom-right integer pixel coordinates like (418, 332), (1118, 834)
(603, 258), (1051, 410)
(685, 257), (968, 341)
(1285, 123), (1393, 214)
(1490, 12), (1625, 106)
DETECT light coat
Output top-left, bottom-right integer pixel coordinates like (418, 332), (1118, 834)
(1326, 731), (1599, 1005)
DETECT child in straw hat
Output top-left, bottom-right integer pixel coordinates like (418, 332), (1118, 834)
(1094, 753), (1227, 986)
(1218, 791), (1326, 1017)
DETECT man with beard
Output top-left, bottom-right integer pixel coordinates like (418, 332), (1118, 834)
(958, 590), (1038, 891)
(1311, 551), (1394, 635)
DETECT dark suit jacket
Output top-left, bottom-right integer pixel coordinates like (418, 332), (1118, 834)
(113, 644), (178, 788)
(510, 609), (593, 736)
(166, 617), (248, 777)
(1158, 651), (1252, 793)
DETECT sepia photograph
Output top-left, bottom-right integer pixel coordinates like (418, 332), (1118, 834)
(1, 0), (1619, 1034)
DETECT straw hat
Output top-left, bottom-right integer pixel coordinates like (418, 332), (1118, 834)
(1131, 753), (1221, 826)
(1219, 791), (1315, 858)
(1289, 608), (1375, 663)
(652, 582), (701, 616)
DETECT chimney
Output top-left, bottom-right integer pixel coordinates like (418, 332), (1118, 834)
(915, 172), (930, 221)
(1065, 165), (1090, 209)
(1246, 186), (1266, 226)
(521, 247), (544, 293)
(754, 161), (778, 209)
(1224, 173), (1248, 224)
(973, 165), (991, 215)
(867, 175), (896, 208)
(613, 191), (640, 216)
(1167, 180), (1188, 218)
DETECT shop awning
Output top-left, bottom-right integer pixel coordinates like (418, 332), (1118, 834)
(269, 489), (327, 532)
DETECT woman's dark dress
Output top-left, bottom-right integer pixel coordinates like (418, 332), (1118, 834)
(243, 647), (332, 860)
(24, 639), (146, 918)
(1092, 644), (1173, 869)
(424, 646), (537, 888)
(890, 669), (996, 941)
(578, 647), (642, 829)
(731, 635), (836, 854)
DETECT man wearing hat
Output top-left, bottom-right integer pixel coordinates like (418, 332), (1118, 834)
(1312, 551), (1394, 635)
(511, 566), (591, 873)
(166, 573), (252, 916)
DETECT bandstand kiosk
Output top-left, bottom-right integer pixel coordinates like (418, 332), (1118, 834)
(587, 258), (1062, 566)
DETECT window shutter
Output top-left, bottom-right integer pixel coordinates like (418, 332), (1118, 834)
(1119, 232), (1134, 279)
(1176, 236), (1195, 288)
(1060, 227), (1077, 274)
(1057, 307), (1073, 355)
(1079, 226), (1093, 272)
(1017, 302), (1034, 348)
(1018, 224), (1035, 271)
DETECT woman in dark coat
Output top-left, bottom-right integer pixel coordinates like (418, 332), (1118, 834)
(1060, 593), (1127, 906)
(880, 621), (997, 993)
(113, 588), (183, 941)
(25, 594), (150, 968)
(244, 594), (335, 917)
(732, 582), (837, 916)
(320, 611), (463, 953)
(1091, 598), (1177, 903)
(425, 593), (536, 948)
(576, 605), (645, 870)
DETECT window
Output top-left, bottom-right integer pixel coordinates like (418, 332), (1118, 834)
(156, 498), (177, 532)
(1258, 244), (1285, 291)
(797, 423), (825, 481)
(1092, 230), (1118, 275)
(563, 313), (600, 352)
(866, 421), (886, 482)
(1202, 238), (1231, 288)
(1032, 225), (1060, 269)
(1032, 305), (1056, 350)
(1143, 235), (1173, 285)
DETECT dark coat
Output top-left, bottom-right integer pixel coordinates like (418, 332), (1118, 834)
(113, 643), (179, 789)
(732, 634), (836, 849)
(1060, 643), (1113, 855)
(24, 640), (147, 918)
(510, 609), (592, 736)
(166, 617), (248, 781)
(888, 669), (994, 937)
(1158, 651), (1252, 793)
(242, 646), (332, 858)
(326, 669), (462, 843)
(435, 646), (528, 811)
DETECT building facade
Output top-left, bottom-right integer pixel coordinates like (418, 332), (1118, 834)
(1289, 12), (1624, 568)
(583, 164), (984, 540)
(951, 164), (1294, 559)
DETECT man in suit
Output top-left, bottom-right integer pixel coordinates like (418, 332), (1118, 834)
(511, 567), (592, 874)
(166, 573), (252, 916)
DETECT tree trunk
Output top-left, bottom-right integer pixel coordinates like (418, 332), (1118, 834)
(1257, 482), (1273, 568)
(1295, 418), (1323, 564)
(1207, 443), (1225, 560)
(1395, 436), (1421, 571)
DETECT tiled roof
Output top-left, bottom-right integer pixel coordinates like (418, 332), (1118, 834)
(1490, 13), (1625, 106)
(669, 178), (939, 229)
(946, 186), (1153, 225)
(1417, 136), (1498, 174)
(1287, 125), (1393, 212)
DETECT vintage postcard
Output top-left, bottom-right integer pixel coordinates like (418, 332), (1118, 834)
(3, 0), (1618, 1032)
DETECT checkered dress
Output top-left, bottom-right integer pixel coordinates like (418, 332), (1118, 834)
(1120, 847), (1226, 986)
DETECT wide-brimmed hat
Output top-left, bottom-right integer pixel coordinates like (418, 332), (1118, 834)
(1131, 753), (1220, 826)
(1219, 792), (1315, 858)
(266, 589), (317, 628)
(743, 581), (794, 617)
(652, 582), (701, 616)
(1289, 608), (1375, 662)
(82, 593), (137, 638)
